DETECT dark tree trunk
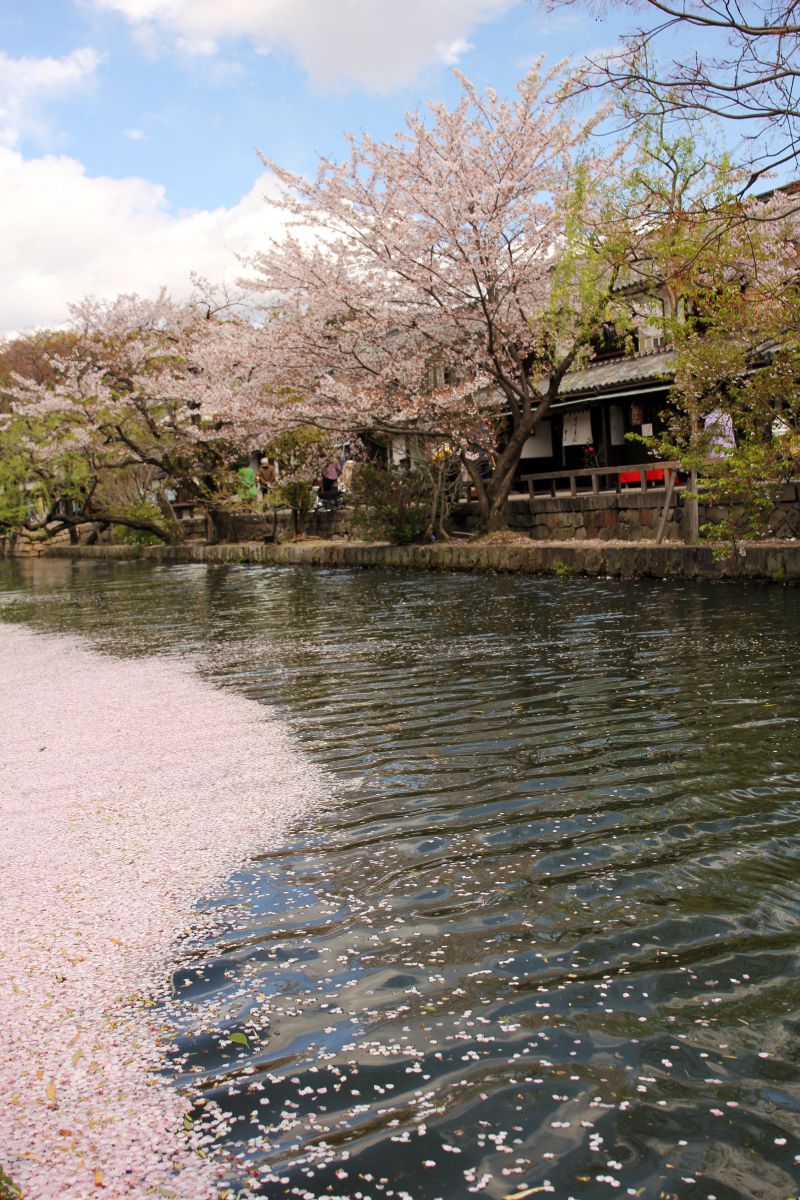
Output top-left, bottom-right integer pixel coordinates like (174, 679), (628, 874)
(467, 400), (549, 535)
(155, 490), (185, 543)
(293, 507), (308, 537)
(85, 521), (109, 545)
(57, 512), (173, 543)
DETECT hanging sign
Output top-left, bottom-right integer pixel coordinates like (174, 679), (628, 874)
(562, 410), (593, 447)
(521, 421), (553, 457)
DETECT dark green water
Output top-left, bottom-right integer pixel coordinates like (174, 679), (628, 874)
(2, 559), (800, 1200)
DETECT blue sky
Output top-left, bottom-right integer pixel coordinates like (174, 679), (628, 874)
(0, 0), (699, 332)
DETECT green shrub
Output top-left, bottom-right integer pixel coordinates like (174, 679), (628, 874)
(264, 426), (334, 538)
(351, 462), (433, 544)
(110, 500), (166, 546)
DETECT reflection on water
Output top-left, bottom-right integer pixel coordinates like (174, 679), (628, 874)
(2, 558), (800, 1200)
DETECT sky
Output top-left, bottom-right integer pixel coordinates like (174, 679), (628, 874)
(0, 0), (666, 334)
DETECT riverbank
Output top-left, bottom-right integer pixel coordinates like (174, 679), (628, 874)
(0, 624), (322, 1199)
(38, 536), (800, 582)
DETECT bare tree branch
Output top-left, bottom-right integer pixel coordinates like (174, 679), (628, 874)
(555, 0), (800, 184)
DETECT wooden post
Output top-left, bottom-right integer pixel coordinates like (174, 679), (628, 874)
(686, 468), (700, 544)
(600, 404), (611, 468)
(655, 467), (677, 544)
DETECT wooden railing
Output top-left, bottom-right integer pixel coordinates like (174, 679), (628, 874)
(519, 460), (682, 501)
(518, 460), (684, 544)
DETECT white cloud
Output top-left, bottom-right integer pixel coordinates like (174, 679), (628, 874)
(0, 148), (285, 333)
(91, 0), (516, 90)
(124, 127), (146, 139)
(0, 48), (102, 147)
(436, 38), (474, 66)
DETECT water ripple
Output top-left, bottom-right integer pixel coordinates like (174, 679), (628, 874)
(1, 559), (799, 1199)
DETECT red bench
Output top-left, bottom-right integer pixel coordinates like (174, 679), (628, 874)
(618, 468), (665, 485)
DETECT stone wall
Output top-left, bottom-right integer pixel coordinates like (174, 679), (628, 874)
(704, 482), (800, 540)
(209, 506), (353, 543)
(507, 490), (683, 542)
(452, 481), (800, 543)
(214, 484), (800, 545)
(8, 482), (799, 555)
(42, 538), (800, 583)
(0, 529), (73, 557)
(211, 494), (690, 544)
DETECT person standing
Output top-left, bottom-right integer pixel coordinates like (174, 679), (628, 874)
(257, 458), (276, 495)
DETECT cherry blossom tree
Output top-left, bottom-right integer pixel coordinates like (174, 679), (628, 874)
(1, 289), (294, 543)
(245, 66), (632, 533)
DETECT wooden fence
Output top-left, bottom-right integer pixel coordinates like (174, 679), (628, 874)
(519, 460), (683, 501)
(519, 461), (683, 545)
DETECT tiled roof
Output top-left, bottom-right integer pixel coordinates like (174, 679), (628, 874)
(559, 347), (676, 396)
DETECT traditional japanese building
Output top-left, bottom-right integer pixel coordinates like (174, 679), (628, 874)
(515, 346), (676, 485)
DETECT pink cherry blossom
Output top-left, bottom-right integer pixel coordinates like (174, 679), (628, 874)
(0, 622), (322, 1199)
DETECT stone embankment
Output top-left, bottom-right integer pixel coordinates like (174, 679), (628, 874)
(41, 537), (800, 582)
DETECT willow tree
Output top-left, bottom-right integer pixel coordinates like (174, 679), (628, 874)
(602, 116), (800, 544)
(552, 0), (800, 188)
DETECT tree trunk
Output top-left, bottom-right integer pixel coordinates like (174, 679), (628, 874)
(461, 455), (490, 529)
(466, 391), (554, 535)
(477, 429), (534, 532)
(155, 489), (186, 543)
(427, 465), (443, 540)
(485, 502), (510, 532)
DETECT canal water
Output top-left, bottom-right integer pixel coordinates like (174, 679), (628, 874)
(2, 558), (800, 1200)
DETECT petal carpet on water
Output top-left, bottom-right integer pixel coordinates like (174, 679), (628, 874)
(0, 623), (320, 1199)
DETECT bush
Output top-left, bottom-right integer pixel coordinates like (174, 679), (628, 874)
(264, 426), (335, 538)
(351, 462), (433, 544)
(272, 480), (316, 537)
(110, 500), (166, 546)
